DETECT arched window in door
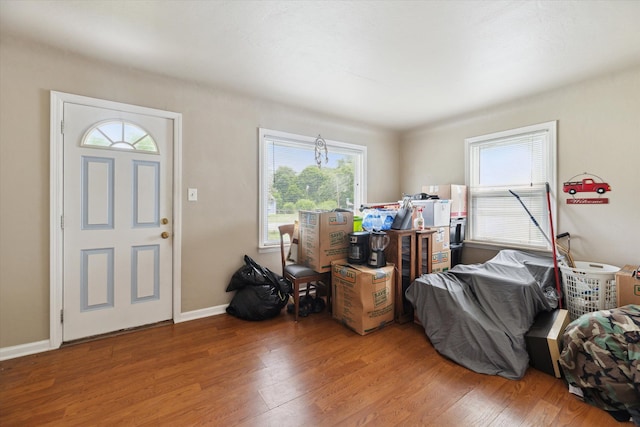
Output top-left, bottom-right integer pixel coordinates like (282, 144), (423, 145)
(81, 120), (159, 153)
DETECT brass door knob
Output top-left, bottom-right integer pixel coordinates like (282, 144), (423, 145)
(161, 231), (170, 239)
(161, 218), (169, 225)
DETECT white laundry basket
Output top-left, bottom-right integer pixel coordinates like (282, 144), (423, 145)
(560, 261), (620, 320)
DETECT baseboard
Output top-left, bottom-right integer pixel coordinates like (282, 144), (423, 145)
(175, 304), (228, 323)
(0, 340), (53, 361)
(0, 304), (229, 361)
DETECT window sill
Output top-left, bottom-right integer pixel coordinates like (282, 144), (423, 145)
(258, 245), (281, 254)
(463, 240), (552, 257)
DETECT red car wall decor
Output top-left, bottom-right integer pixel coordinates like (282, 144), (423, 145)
(563, 173), (611, 205)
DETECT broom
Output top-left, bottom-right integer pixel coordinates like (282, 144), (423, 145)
(509, 186), (563, 308)
(545, 183), (563, 309)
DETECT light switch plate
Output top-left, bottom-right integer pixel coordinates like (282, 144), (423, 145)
(188, 188), (198, 201)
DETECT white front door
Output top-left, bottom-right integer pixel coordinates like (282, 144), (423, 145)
(62, 102), (174, 341)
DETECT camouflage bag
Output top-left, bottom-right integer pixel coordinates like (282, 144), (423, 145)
(559, 304), (640, 422)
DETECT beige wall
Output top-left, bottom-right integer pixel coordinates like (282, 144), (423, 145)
(401, 66), (640, 267)
(2, 33), (639, 351)
(0, 36), (400, 348)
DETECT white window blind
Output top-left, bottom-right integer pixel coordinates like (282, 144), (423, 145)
(466, 121), (557, 249)
(258, 128), (366, 248)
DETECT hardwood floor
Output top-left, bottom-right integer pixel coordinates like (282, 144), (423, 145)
(0, 310), (629, 426)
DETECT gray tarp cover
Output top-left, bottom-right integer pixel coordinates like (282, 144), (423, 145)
(406, 250), (557, 380)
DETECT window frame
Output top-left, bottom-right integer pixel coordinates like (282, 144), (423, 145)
(81, 119), (159, 154)
(258, 128), (367, 250)
(464, 121), (557, 251)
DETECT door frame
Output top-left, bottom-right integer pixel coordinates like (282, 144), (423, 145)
(49, 91), (183, 348)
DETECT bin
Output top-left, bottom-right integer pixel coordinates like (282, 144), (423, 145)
(560, 261), (620, 320)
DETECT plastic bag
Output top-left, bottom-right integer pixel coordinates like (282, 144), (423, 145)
(391, 197), (412, 230)
(362, 209), (397, 231)
(226, 255), (292, 321)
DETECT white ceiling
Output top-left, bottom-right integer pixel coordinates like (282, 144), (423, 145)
(2, 0), (640, 131)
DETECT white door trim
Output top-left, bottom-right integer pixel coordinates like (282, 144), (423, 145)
(49, 91), (183, 349)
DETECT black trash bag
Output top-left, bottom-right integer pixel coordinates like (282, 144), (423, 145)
(225, 255), (292, 321)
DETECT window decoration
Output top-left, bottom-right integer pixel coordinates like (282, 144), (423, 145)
(314, 134), (328, 168)
(82, 120), (158, 153)
(562, 172), (611, 205)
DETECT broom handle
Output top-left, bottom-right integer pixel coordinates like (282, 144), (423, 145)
(508, 190), (552, 245)
(546, 183), (563, 309)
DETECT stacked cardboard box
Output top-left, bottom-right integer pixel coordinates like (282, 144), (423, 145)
(430, 226), (450, 252)
(422, 184), (467, 218)
(429, 226), (451, 272)
(298, 210), (353, 272)
(331, 261), (395, 335)
(616, 265), (640, 306)
(431, 250), (451, 273)
(422, 184), (467, 267)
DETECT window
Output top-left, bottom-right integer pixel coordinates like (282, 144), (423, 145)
(465, 121), (557, 250)
(82, 120), (158, 153)
(259, 128), (366, 249)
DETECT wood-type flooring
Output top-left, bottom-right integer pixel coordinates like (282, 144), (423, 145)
(0, 310), (631, 426)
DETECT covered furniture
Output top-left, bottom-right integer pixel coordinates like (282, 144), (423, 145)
(559, 304), (640, 425)
(406, 250), (557, 380)
(278, 224), (330, 321)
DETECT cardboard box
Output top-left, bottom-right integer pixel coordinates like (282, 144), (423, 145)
(413, 199), (451, 227)
(422, 184), (467, 218)
(525, 309), (570, 378)
(298, 211), (353, 272)
(331, 261), (395, 335)
(428, 226), (450, 252)
(432, 250), (451, 273)
(616, 264), (640, 307)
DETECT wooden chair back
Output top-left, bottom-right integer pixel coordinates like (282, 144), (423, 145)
(278, 224), (296, 277)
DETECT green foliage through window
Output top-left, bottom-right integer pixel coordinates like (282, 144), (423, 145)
(259, 129), (366, 247)
(271, 159), (355, 213)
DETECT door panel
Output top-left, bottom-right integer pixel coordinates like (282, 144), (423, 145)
(63, 103), (173, 341)
(82, 156), (114, 229)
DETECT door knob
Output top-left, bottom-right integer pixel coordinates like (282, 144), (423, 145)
(161, 231), (170, 239)
(161, 218), (169, 225)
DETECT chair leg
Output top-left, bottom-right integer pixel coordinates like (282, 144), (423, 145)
(293, 281), (300, 322)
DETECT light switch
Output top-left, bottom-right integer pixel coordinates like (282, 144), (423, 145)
(188, 188), (198, 201)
